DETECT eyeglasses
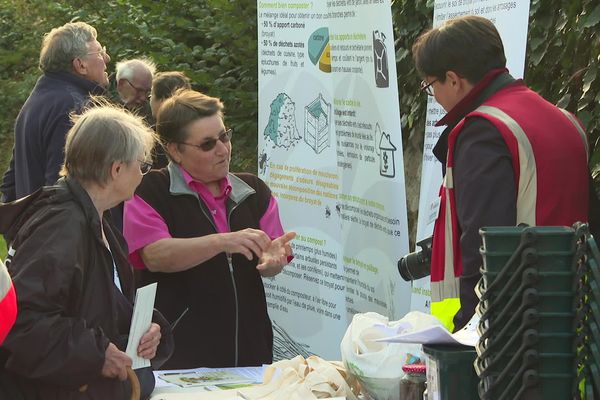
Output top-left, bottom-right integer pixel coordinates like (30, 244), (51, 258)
(86, 46), (108, 58)
(139, 160), (152, 175)
(420, 78), (438, 96)
(125, 79), (151, 97)
(177, 128), (233, 152)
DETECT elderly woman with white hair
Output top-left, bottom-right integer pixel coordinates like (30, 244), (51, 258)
(0, 102), (173, 399)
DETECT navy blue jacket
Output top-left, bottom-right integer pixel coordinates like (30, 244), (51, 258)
(0, 72), (104, 202)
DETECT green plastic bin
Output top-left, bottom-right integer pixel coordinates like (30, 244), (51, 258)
(479, 226), (576, 254)
(422, 344), (479, 400)
(477, 225), (579, 399)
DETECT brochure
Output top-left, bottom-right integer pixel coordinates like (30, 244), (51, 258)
(158, 370), (255, 388)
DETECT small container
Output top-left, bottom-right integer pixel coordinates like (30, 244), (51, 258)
(422, 344), (479, 400)
(400, 363), (426, 400)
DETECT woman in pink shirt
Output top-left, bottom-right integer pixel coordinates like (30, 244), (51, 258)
(124, 89), (294, 369)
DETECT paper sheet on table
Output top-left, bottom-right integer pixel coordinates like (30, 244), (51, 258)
(156, 367), (265, 387)
(126, 282), (157, 369)
(152, 366), (265, 395)
(159, 370), (254, 388)
(374, 312), (479, 347)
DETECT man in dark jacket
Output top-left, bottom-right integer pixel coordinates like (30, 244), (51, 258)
(0, 21), (109, 202)
(115, 58), (155, 118)
(105, 58), (156, 232)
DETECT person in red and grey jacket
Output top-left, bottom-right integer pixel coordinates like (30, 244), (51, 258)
(0, 260), (16, 345)
(412, 15), (589, 332)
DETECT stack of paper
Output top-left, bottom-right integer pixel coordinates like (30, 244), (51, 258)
(374, 311), (480, 346)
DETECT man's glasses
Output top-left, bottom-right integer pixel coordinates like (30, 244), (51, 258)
(125, 79), (151, 97)
(139, 160), (152, 175)
(420, 78), (438, 96)
(86, 46), (108, 58)
(177, 128), (233, 152)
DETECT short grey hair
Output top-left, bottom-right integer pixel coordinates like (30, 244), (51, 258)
(39, 22), (97, 73)
(116, 58), (157, 81)
(61, 98), (156, 185)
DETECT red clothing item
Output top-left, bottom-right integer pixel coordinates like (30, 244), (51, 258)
(430, 72), (589, 331)
(0, 264), (17, 344)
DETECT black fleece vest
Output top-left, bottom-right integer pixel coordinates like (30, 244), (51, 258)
(136, 169), (273, 369)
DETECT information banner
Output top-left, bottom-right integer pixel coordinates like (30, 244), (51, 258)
(258, 0), (410, 360)
(411, 0), (531, 312)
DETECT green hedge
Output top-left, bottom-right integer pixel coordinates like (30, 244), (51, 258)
(0, 0), (259, 171)
(0, 0), (598, 180)
(392, 0), (600, 171)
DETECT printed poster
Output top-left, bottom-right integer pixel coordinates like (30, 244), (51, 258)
(258, 0), (410, 360)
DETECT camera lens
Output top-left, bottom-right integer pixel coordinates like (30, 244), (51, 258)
(398, 257), (411, 281)
(398, 251), (431, 281)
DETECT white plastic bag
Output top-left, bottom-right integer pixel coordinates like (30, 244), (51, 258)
(340, 312), (422, 400)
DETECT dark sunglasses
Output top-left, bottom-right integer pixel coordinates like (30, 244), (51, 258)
(139, 160), (152, 175)
(177, 128), (233, 152)
(420, 78), (438, 96)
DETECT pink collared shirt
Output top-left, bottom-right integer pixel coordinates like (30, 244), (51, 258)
(124, 166), (285, 269)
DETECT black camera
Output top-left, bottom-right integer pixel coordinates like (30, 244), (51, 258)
(398, 236), (433, 281)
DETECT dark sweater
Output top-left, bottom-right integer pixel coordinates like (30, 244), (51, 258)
(1, 72), (104, 202)
(135, 167), (274, 369)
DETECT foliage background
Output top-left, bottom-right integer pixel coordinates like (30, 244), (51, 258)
(0, 0), (598, 254)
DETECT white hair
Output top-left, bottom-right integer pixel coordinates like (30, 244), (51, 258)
(116, 58), (156, 81)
